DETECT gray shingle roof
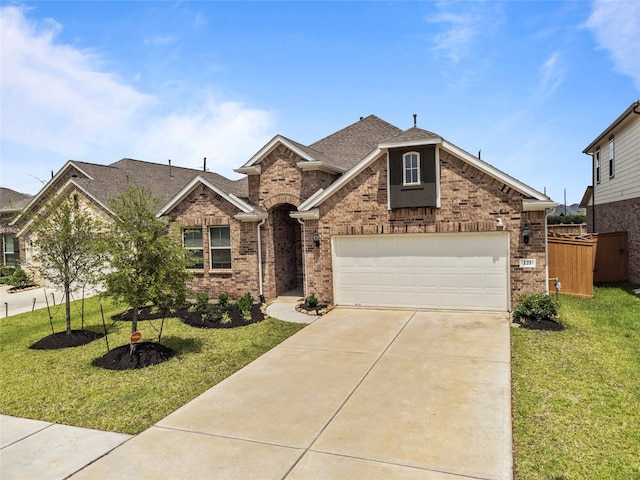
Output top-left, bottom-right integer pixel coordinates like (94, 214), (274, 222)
(61, 159), (248, 212)
(0, 188), (32, 213)
(309, 115), (403, 170)
(381, 126), (441, 144)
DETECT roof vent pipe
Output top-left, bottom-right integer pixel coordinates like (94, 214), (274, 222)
(203, 157), (207, 172)
(168, 159), (173, 178)
(413, 114), (417, 127)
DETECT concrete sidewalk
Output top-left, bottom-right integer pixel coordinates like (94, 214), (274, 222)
(0, 415), (131, 480)
(0, 285), (100, 319)
(68, 308), (513, 479)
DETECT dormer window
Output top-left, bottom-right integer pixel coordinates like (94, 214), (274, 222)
(403, 152), (420, 186)
(388, 145), (438, 209)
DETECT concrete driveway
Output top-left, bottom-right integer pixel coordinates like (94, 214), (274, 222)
(70, 308), (512, 480)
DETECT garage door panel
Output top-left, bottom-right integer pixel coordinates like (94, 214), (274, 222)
(333, 233), (509, 311)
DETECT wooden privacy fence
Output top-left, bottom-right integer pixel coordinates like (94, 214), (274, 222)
(548, 237), (596, 297)
(548, 231), (628, 297)
(548, 223), (588, 237)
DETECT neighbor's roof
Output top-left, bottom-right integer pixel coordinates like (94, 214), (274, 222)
(0, 188), (32, 213)
(583, 100), (640, 154)
(13, 158), (249, 224)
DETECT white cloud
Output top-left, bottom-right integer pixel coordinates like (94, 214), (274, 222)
(586, 0), (640, 90)
(538, 52), (565, 97)
(0, 5), (274, 192)
(144, 34), (178, 46)
(428, 1), (500, 63)
(132, 97), (273, 174)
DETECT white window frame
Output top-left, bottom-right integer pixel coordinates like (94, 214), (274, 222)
(595, 149), (601, 184)
(403, 151), (421, 186)
(3, 234), (16, 266)
(183, 227), (204, 270)
(608, 137), (615, 178)
(209, 226), (231, 270)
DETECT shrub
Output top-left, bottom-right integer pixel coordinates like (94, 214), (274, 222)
(196, 292), (209, 314)
(220, 311), (232, 325)
(218, 292), (230, 307)
(10, 267), (33, 288)
(513, 293), (559, 324)
(306, 293), (319, 308)
(237, 292), (254, 318)
(0, 266), (16, 284)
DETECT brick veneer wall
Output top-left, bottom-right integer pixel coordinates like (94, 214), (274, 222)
(249, 146), (337, 206)
(248, 146), (337, 299)
(587, 197), (640, 283)
(169, 189), (260, 300)
(304, 150), (548, 309)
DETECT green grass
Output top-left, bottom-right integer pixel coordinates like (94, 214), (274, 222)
(512, 283), (640, 480)
(0, 297), (304, 434)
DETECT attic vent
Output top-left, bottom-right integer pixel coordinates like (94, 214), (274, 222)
(213, 193), (222, 202)
(71, 174), (78, 178)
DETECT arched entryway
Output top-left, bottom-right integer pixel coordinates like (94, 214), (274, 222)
(267, 203), (302, 297)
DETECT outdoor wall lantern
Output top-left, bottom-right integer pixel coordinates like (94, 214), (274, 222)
(522, 225), (531, 245)
(312, 230), (320, 248)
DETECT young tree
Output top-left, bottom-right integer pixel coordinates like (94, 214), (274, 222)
(101, 186), (192, 340)
(30, 194), (104, 335)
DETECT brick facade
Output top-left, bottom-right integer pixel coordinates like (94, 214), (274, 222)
(587, 197), (640, 283)
(304, 150), (547, 308)
(169, 189), (261, 300)
(170, 143), (549, 309)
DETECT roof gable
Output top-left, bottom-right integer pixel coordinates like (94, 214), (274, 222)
(158, 176), (256, 217)
(13, 158), (248, 226)
(583, 100), (640, 153)
(298, 131), (554, 213)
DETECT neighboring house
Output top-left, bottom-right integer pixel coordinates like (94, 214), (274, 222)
(0, 188), (32, 266)
(581, 100), (640, 283)
(549, 203), (586, 218)
(14, 115), (556, 311)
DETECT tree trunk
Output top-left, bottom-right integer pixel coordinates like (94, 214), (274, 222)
(130, 306), (138, 354)
(65, 283), (72, 335)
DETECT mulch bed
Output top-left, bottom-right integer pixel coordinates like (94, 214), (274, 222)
(112, 303), (265, 329)
(181, 303), (264, 328)
(296, 302), (331, 315)
(92, 342), (175, 370)
(29, 330), (104, 350)
(513, 318), (564, 331)
(7, 284), (39, 293)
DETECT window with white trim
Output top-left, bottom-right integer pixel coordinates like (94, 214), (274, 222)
(403, 152), (420, 186)
(210, 226), (231, 269)
(608, 137), (615, 178)
(595, 149), (601, 184)
(3, 234), (16, 266)
(183, 228), (204, 269)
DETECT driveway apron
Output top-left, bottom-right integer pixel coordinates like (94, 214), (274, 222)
(71, 308), (512, 480)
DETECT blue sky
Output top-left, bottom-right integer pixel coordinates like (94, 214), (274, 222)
(1, 1), (639, 204)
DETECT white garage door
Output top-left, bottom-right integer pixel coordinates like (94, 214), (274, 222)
(332, 232), (509, 311)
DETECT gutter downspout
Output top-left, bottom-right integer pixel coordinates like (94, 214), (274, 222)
(257, 218), (266, 303)
(297, 218), (308, 299)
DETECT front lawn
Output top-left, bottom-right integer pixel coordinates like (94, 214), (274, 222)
(512, 283), (640, 479)
(0, 297), (304, 434)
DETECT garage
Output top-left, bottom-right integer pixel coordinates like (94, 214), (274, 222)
(332, 232), (509, 311)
